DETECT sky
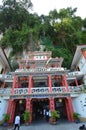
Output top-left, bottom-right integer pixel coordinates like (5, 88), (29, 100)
(31, 0), (86, 19)
(0, 0), (86, 19)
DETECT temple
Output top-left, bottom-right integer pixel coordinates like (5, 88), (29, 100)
(0, 46), (86, 124)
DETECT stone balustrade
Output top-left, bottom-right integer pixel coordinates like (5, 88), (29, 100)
(0, 85), (84, 96)
(31, 87), (49, 94)
(52, 87), (66, 93)
(68, 85), (83, 92)
(14, 88), (28, 95)
(0, 88), (11, 95)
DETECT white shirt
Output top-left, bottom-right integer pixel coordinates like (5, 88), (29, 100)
(46, 111), (49, 116)
(14, 115), (20, 125)
(49, 110), (51, 117)
(43, 109), (46, 115)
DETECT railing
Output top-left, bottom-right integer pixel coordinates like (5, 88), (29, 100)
(14, 88), (28, 95)
(0, 88), (11, 95)
(31, 87), (49, 94)
(68, 85), (83, 92)
(52, 87), (67, 93)
(0, 85), (84, 96)
(0, 74), (13, 79)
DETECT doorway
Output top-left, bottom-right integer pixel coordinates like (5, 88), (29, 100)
(55, 98), (67, 120)
(32, 98), (49, 122)
(15, 99), (26, 123)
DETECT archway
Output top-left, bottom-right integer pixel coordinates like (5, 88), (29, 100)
(15, 99), (26, 123)
(32, 98), (49, 122)
(55, 98), (67, 120)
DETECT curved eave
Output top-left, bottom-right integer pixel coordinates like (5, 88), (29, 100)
(71, 45), (86, 69)
(0, 47), (12, 71)
(10, 70), (69, 77)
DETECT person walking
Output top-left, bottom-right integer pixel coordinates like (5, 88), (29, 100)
(13, 113), (20, 130)
(45, 109), (49, 122)
(43, 108), (46, 118)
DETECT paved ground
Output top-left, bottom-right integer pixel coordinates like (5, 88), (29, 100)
(0, 120), (86, 130)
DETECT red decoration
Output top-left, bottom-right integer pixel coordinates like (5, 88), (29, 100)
(51, 64), (55, 67)
(26, 65), (30, 69)
(54, 75), (58, 80)
(22, 76), (27, 81)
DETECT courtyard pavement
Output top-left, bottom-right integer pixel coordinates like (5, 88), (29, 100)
(0, 120), (86, 130)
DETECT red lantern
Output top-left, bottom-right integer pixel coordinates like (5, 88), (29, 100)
(54, 75), (58, 80)
(26, 65), (30, 69)
(22, 76), (27, 81)
(51, 64), (55, 67)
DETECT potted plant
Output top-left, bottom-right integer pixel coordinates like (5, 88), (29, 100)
(23, 110), (30, 125)
(73, 112), (80, 123)
(3, 113), (10, 126)
(50, 110), (60, 124)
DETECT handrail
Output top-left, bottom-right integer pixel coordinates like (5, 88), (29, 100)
(31, 87), (49, 94)
(0, 84), (84, 96)
(14, 88), (28, 95)
(52, 87), (67, 93)
(0, 88), (11, 94)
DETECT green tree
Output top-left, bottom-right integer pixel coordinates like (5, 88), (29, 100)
(0, 0), (33, 32)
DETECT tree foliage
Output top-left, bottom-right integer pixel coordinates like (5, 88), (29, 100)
(0, 0), (33, 32)
(0, 1), (86, 68)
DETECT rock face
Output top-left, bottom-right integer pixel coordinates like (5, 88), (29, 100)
(4, 47), (12, 58)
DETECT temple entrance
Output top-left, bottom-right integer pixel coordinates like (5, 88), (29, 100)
(55, 98), (67, 120)
(15, 99), (26, 123)
(32, 98), (49, 122)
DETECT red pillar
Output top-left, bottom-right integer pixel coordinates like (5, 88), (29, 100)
(7, 99), (15, 124)
(67, 97), (74, 122)
(49, 98), (55, 123)
(48, 75), (55, 111)
(26, 99), (32, 123)
(58, 62), (61, 67)
(2, 82), (6, 88)
(48, 75), (52, 93)
(64, 99), (71, 121)
(19, 64), (23, 69)
(31, 64), (34, 69)
(49, 97), (55, 111)
(75, 79), (78, 86)
(63, 74), (69, 92)
(10, 101), (16, 123)
(28, 76), (33, 93)
(27, 75), (33, 123)
(11, 76), (16, 94)
(63, 75), (74, 122)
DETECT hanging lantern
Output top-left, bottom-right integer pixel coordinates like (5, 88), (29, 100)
(19, 100), (22, 104)
(58, 98), (62, 103)
(81, 48), (86, 59)
(22, 76), (27, 81)
(51, 64), (55, 67)
(26, 65), (30, 69)
(54, 75), (58, 80)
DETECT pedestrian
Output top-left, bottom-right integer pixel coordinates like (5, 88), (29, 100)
(43, 108), (46, 118)
(46, 109), (49, 122)
(49, 109), (51, 118)
(13, 113), (20, 130)
(79, 124), (86, 130)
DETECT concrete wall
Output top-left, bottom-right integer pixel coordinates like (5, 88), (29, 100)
(72, 94), (86, 118)
(0, 98), (8, 121)
(83, 76), (86, 85)
(78, 55), (86, 73)
(78, 55), (86, 85)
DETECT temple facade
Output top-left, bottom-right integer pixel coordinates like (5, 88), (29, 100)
(0, 47), (86, 124)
